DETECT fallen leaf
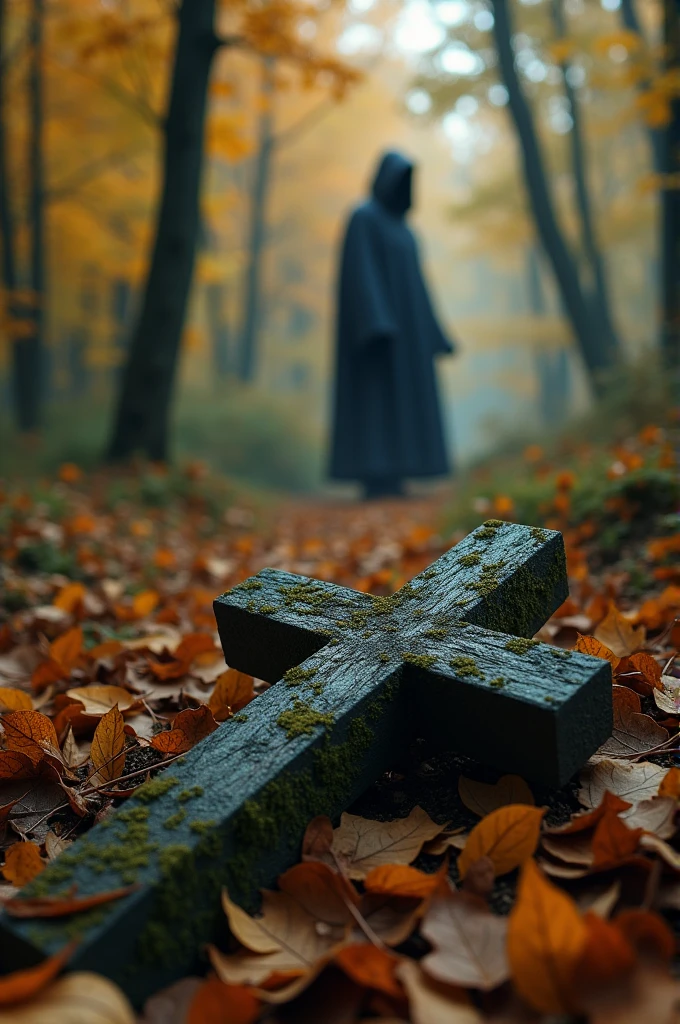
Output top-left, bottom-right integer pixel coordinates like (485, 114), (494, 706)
(618, 653), (662, 690)
(53, 582), (86, 614)
(132, 590), (159, 619)
(4, 884), (137, 918)
(421, 893), (509, 990)
(187, 976), (260, 1024)
(90, 706), (126, 784)
(302, 815), (334, 863)
(0, 751), (37, 780)
(0, 942), (76, 1007)
(221, 890), (281, 954)
(0, 970), (135, 1022)
(572, 912), (637, 1001)
(659, 767), (680, 799)
(457, 774), (534, 817)
(278, 861), (357, 925)
(209, 890), (340, 985)
(593, 704), (668, 760)
(174, 634), (217, 663)
(507, 859), (588, 1014)
(457, 804), (545, 879)
(396, 960), (483, 1024)
(0, 688), (33, 712)
(44, 832), (72, 860)
(332, 806), (443, 880)
(208, 669), (254, 720)
(591, 812), (643, 868)
(2, 842), (45, 886)
(50, 627), (84, 672)
(150, 705), (218, 755)
(595, 606), (646, 658)
(140, 978), (203, 1024)
(623, 796), (677, 838)
(614, 908), (675, 962)
(1, 711), (58, 765)
(334, 943), (403, 998)
(65, 685), (139, 717)
(654, 677), (680, 715)
(586, 965), (680, 1024)
(364, 863), (446, 900)
(579, 760), (667, 809)
(574, 634), (620, 668)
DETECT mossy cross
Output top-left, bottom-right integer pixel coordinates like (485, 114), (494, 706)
(0, 521), (612, 1005)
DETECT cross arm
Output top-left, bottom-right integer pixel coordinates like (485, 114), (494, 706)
(214, 569), (371, 682)
(407, 521), (568, 639)
(401, 624), (612, 786)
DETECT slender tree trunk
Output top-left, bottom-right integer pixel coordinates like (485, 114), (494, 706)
(662, 0), (680, 381)
(552, 0), (620, 366)
(0, 0), (18, 318)
(238, 59), (274, 382)
(491, 0), (613, 384)
(619, 0), (665, 172)
(107, 0), (218, 461)
(206, 281), (231, 380)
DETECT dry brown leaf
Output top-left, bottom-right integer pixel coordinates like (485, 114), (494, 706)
(332, 806), (443, 880)
(208, 668), (254, 720)
(278, 861), (358, 925)
(421, 893), (509, 990)
(396, 960), (483, 1024)
(2, 842), (45, 886)
(0, 751), (36, 780)
(364, 862), (447, 900)
(593, 704), (668, 760)
(654, 677), (680, 715)
(579, 760), (667, 809)
(65, 685), (138, 716)
(210, 889), (342, 984)
(623, 796), (677, 839)
(507, 858), (588, 1014)
(618, 653), (663, 690)
(187, 976), (259, 1024)
(595, 606), (646, 658)
(0, 970), (135, 1022)
(1, 711), (57, 765)
(61, 726), (82, 768)
(50, 627), (84, 672)
(574, 634), (620, 668)
(586, 966), (680, 1024)
(44, 831), (72, 860)
(541, 833), (594, 867)
(221, 890), (281, 954)
(457, 804), (545, 879)
(150, 705), (218, 755)
(334, 943), (404, 998)
(302, 815), (334, 863)
(457, 774), (534, 817)
(90, 706), (126, 785)
(0, 688), (32, 712)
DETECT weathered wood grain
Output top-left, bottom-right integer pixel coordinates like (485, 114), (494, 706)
(0, 521), (613, 1004)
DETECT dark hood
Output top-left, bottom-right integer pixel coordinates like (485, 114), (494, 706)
(371, 151), (413, 215)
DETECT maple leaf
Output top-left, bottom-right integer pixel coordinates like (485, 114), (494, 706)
(508, 859), (588, 1014)
(421, 893), (509, 990)
(457, 804), (545, 879)
(331, 806), (443, 880)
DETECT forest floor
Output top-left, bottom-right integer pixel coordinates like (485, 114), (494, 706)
(0, 407), (679, 1022)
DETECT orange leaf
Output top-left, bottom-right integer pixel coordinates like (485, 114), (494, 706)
(50, 626), (83, 672)
(507, 859), (587, 1014)
(591, 812), (643, 868)
(550, 790), (632, 835)
(209, 669), (254, 720)
(58, 462), (82, 483)
(659, 767), (680, 799)
(31, 658), (67, 692)
(0, 750), (37, 779)
(618, 652), (663, 690)
(614, 909), (675, 962)
(175, 633), (217, 663)
(334, 943), (404, 998)
(132, 590), (159, 618)
(574, 634), (620, 669)
(4, 884), (138, 918)
(595, 605), (646, 658)
(149, 659), (189, 681)
(572, 912), (637, 999)
(188, 975), (260, 1024)
(2, 710), (58, 764)
(363, 863), (446, 899)
(0, 687), (33, 711)
(90, 706), (126, 784)
(457, 804), (545, 879)
(53, 582), (86, 614)
(0, 941), (77, 1006)
(2, 842), (45, 886)
(150, 705), (218, 755)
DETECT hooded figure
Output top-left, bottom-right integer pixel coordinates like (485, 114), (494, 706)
(329, 151), (455, 499)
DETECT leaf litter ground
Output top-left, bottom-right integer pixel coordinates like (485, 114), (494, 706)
(0, 425), (679, 1022)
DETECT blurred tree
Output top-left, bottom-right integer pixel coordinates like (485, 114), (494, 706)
(491, 0), (614, 383)
(661, 0), (680, 379)
(107, 0), (358, 461)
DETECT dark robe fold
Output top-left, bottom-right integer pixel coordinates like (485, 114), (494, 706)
(329, 151), (455, 484)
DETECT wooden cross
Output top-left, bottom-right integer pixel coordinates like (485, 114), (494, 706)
(0, 522), (612, 1005)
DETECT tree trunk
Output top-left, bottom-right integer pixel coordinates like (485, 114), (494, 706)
(619, 0), (665, 172)
(238, 59), (275, 382)
(552, 0), (620, 366)
(662, 0), (680, 381)
(491, 0), (613, 384)
(107, 0), (218, 461)
(206, 281), (231, 380)
(0, 0), (18, 319)
(8, 0), (45, 432)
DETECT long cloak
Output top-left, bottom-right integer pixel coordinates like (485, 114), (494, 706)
(329, 151), (454, 482)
